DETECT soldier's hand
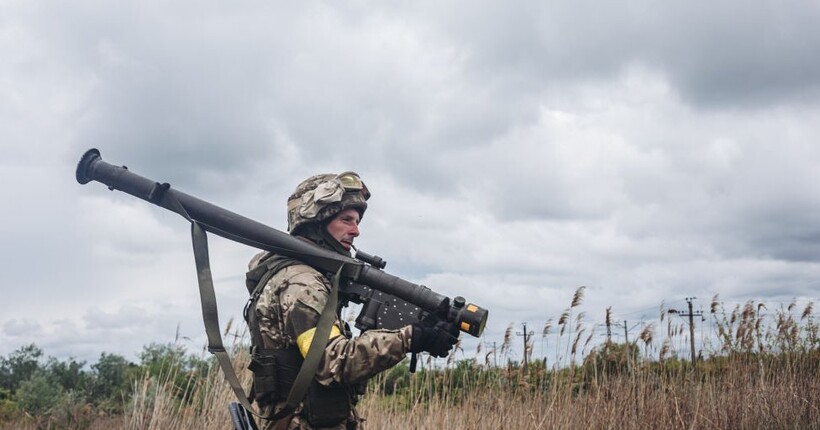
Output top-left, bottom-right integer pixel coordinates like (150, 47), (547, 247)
(410, 317), (458, 358)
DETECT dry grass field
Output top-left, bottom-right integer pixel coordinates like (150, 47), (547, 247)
(3, 294), (817, 429)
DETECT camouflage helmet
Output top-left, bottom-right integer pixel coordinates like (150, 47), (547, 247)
(287, 171), (370, 233)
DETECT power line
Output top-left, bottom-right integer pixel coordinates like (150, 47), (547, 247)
(614, 299), (688, 319)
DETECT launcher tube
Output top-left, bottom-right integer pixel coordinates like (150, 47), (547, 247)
(76, 149), (451, 313)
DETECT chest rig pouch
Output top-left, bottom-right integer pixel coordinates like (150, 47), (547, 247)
(247, 347), (351, 427)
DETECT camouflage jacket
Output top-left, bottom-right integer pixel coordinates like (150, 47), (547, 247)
(249, 252), (412, 429)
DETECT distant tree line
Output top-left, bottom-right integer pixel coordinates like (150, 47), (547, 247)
(0, 342), (210, 425)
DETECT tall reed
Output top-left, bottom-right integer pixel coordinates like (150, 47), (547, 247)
(4, 296), (815, 429)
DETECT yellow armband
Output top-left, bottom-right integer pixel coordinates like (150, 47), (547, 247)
(296, 325), (342, 357)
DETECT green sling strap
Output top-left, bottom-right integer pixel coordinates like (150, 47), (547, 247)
(161, 189), (342, 422)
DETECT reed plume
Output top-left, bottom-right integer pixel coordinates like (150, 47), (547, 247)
(802, 302), (813, 320)
(500, 323), (513, 356)
(542, 318), (553, 337)
(571, 286), (586, 308)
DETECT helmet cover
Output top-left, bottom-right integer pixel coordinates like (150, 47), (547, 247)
(287, 171), (369, 233)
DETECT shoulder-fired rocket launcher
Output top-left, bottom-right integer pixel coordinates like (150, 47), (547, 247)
(75, 149), (488, 344)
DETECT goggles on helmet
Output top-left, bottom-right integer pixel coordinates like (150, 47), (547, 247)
(337, 171), (370, 200)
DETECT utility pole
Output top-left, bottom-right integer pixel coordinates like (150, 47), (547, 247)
(484, 341), (497, 367)
(670, 297), (703, 365)
(623, 320), (629, 344)
(622, 320), (630, 371)
(516, 322), (534, 376)
(606, 318), (612, 343)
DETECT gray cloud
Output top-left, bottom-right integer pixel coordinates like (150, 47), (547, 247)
(423, 1), (820, 108)
(1, 1), (818, 364)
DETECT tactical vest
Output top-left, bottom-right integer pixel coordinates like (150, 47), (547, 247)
(243, 254), (354, 427)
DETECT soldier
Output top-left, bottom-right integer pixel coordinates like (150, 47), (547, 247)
(245, 171), (458, 429)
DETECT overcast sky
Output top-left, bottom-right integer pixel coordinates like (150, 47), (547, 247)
(1, 1), (818, 366)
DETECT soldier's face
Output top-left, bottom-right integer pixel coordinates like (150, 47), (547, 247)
(326, 208), (360, 250)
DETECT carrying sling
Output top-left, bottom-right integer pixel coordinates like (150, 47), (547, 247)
(160, 190), (342, 422)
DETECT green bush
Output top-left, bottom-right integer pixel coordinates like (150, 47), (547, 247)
(0, 344), (43, 393)
(90, 352), (134, 411)
(16, 372), (64, 415)
(45, 357), (90, 395)
(0, 388), (18, 422)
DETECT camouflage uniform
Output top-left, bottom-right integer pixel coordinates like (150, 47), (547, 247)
(249, 172), (412, 430)
(250, 254), (412, 429)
